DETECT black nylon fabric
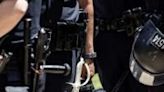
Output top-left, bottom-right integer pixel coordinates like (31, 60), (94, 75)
(46, 0), (64, 24)
(93, 0), (145, 20)
(63, 0), (76, 8)
(145, 0), (164, 12)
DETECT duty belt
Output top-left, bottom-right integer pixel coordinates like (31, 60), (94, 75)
(96, 18), (139, 36)
(95, 7), (145, 36)
(53, 21), (86, 51)
(95, 18), (126, 32)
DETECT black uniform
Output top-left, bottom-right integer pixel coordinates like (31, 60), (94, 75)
(93, 0), (146, 92)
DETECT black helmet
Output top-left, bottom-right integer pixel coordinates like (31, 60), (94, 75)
(129, 19), (164, 86)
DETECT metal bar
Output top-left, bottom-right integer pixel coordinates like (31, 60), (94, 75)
(24, 18), (32, 85)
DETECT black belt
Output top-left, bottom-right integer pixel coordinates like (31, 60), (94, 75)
(95, 18), (127, 32)
(95, 18), (138, 36)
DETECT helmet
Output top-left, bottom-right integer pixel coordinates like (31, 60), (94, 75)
(129, 19), (164, 86)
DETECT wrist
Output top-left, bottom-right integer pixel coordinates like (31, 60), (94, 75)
(83, 52), (97, 59)
(85, 46), (94, 53)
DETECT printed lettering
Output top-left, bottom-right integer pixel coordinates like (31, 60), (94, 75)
(151, 34), (164, 50)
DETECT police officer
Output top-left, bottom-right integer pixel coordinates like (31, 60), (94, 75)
(93, 0), (146, 92)
(43, 0), (95, 92)
(46, 0), (95, 62)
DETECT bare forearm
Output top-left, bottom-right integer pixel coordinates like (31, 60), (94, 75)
(79, 0), (94, 53)
(0, 0), (28, 38)
(79, 0), (95, 77)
